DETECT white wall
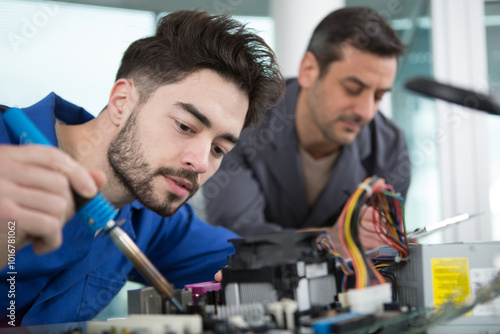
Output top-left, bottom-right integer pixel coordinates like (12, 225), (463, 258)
(270, 0), (344, 78)
(431, 0), (491, 242)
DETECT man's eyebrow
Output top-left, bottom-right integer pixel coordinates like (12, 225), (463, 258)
(343, 76), (392, 93)
(175, 102), (239, 145)
(176, 102), (211, 127)
(223, 134), (239, 145)
(343, 76), (369, 88)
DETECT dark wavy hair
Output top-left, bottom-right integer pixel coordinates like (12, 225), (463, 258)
(307, 6), (405, 77)
(115, 10), (285, 128)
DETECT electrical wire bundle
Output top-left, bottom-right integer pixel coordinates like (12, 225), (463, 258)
(316, 233), (357, 293)
(335, 176), (409, 290)
(317, 233), (354, 277)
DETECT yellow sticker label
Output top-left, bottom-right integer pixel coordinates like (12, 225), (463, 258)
(432, 258), (471, 309)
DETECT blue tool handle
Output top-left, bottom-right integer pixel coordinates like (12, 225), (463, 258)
(3, 107), (52, 146)
(1, 107), (117, 231)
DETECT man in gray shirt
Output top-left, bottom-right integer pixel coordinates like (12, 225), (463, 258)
(204, 7), (410, 252)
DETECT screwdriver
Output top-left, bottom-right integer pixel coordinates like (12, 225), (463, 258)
(1, 106), (184, 313)
(406, 212), (482, 240)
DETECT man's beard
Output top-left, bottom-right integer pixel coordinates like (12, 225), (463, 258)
(107, 110), (199, 217)
(309, 82), (368, 146)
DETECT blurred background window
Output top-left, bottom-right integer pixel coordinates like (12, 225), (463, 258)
(485, 0), (500, 241)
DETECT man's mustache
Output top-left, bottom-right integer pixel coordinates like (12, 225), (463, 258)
(156, 167), (199, 191)
(337, 115), (367, 127)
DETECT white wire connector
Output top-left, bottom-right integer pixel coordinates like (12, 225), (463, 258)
(394, 255), (409, 263)
(347, 283), (392, 315)
(358, 182), (373, 197)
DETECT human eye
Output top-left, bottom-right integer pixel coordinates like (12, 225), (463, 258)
(374, 92), (386, 102)
(343, 83), (362, 96)
(175, 121), (195, 134)
(212, 145), (226, 158)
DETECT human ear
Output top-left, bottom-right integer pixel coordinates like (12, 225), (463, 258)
(298, 51), (320, 89)
(106, 78), (138, 127)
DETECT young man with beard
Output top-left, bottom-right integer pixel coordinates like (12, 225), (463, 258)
(0, 10), (284, 327)
(204, 7), (411, 253)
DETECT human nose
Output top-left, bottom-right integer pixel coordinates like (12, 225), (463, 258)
(353, 94), (377, 122)
(181, 141), (210, 174)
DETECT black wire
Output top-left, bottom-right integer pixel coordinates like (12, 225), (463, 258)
(380, 271), (399, 302)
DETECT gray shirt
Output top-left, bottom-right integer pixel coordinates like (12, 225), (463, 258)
(203, 79), (411, 236)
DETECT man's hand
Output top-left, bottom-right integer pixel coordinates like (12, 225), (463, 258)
(355, 206), (387, 251)
(0, 145), (105, 268)
(214, 270), (222, 282)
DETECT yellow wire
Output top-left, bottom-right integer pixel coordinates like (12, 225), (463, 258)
(344, 178), (371, 288)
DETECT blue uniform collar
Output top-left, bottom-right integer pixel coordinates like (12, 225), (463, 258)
(9, 92), (95, 146)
